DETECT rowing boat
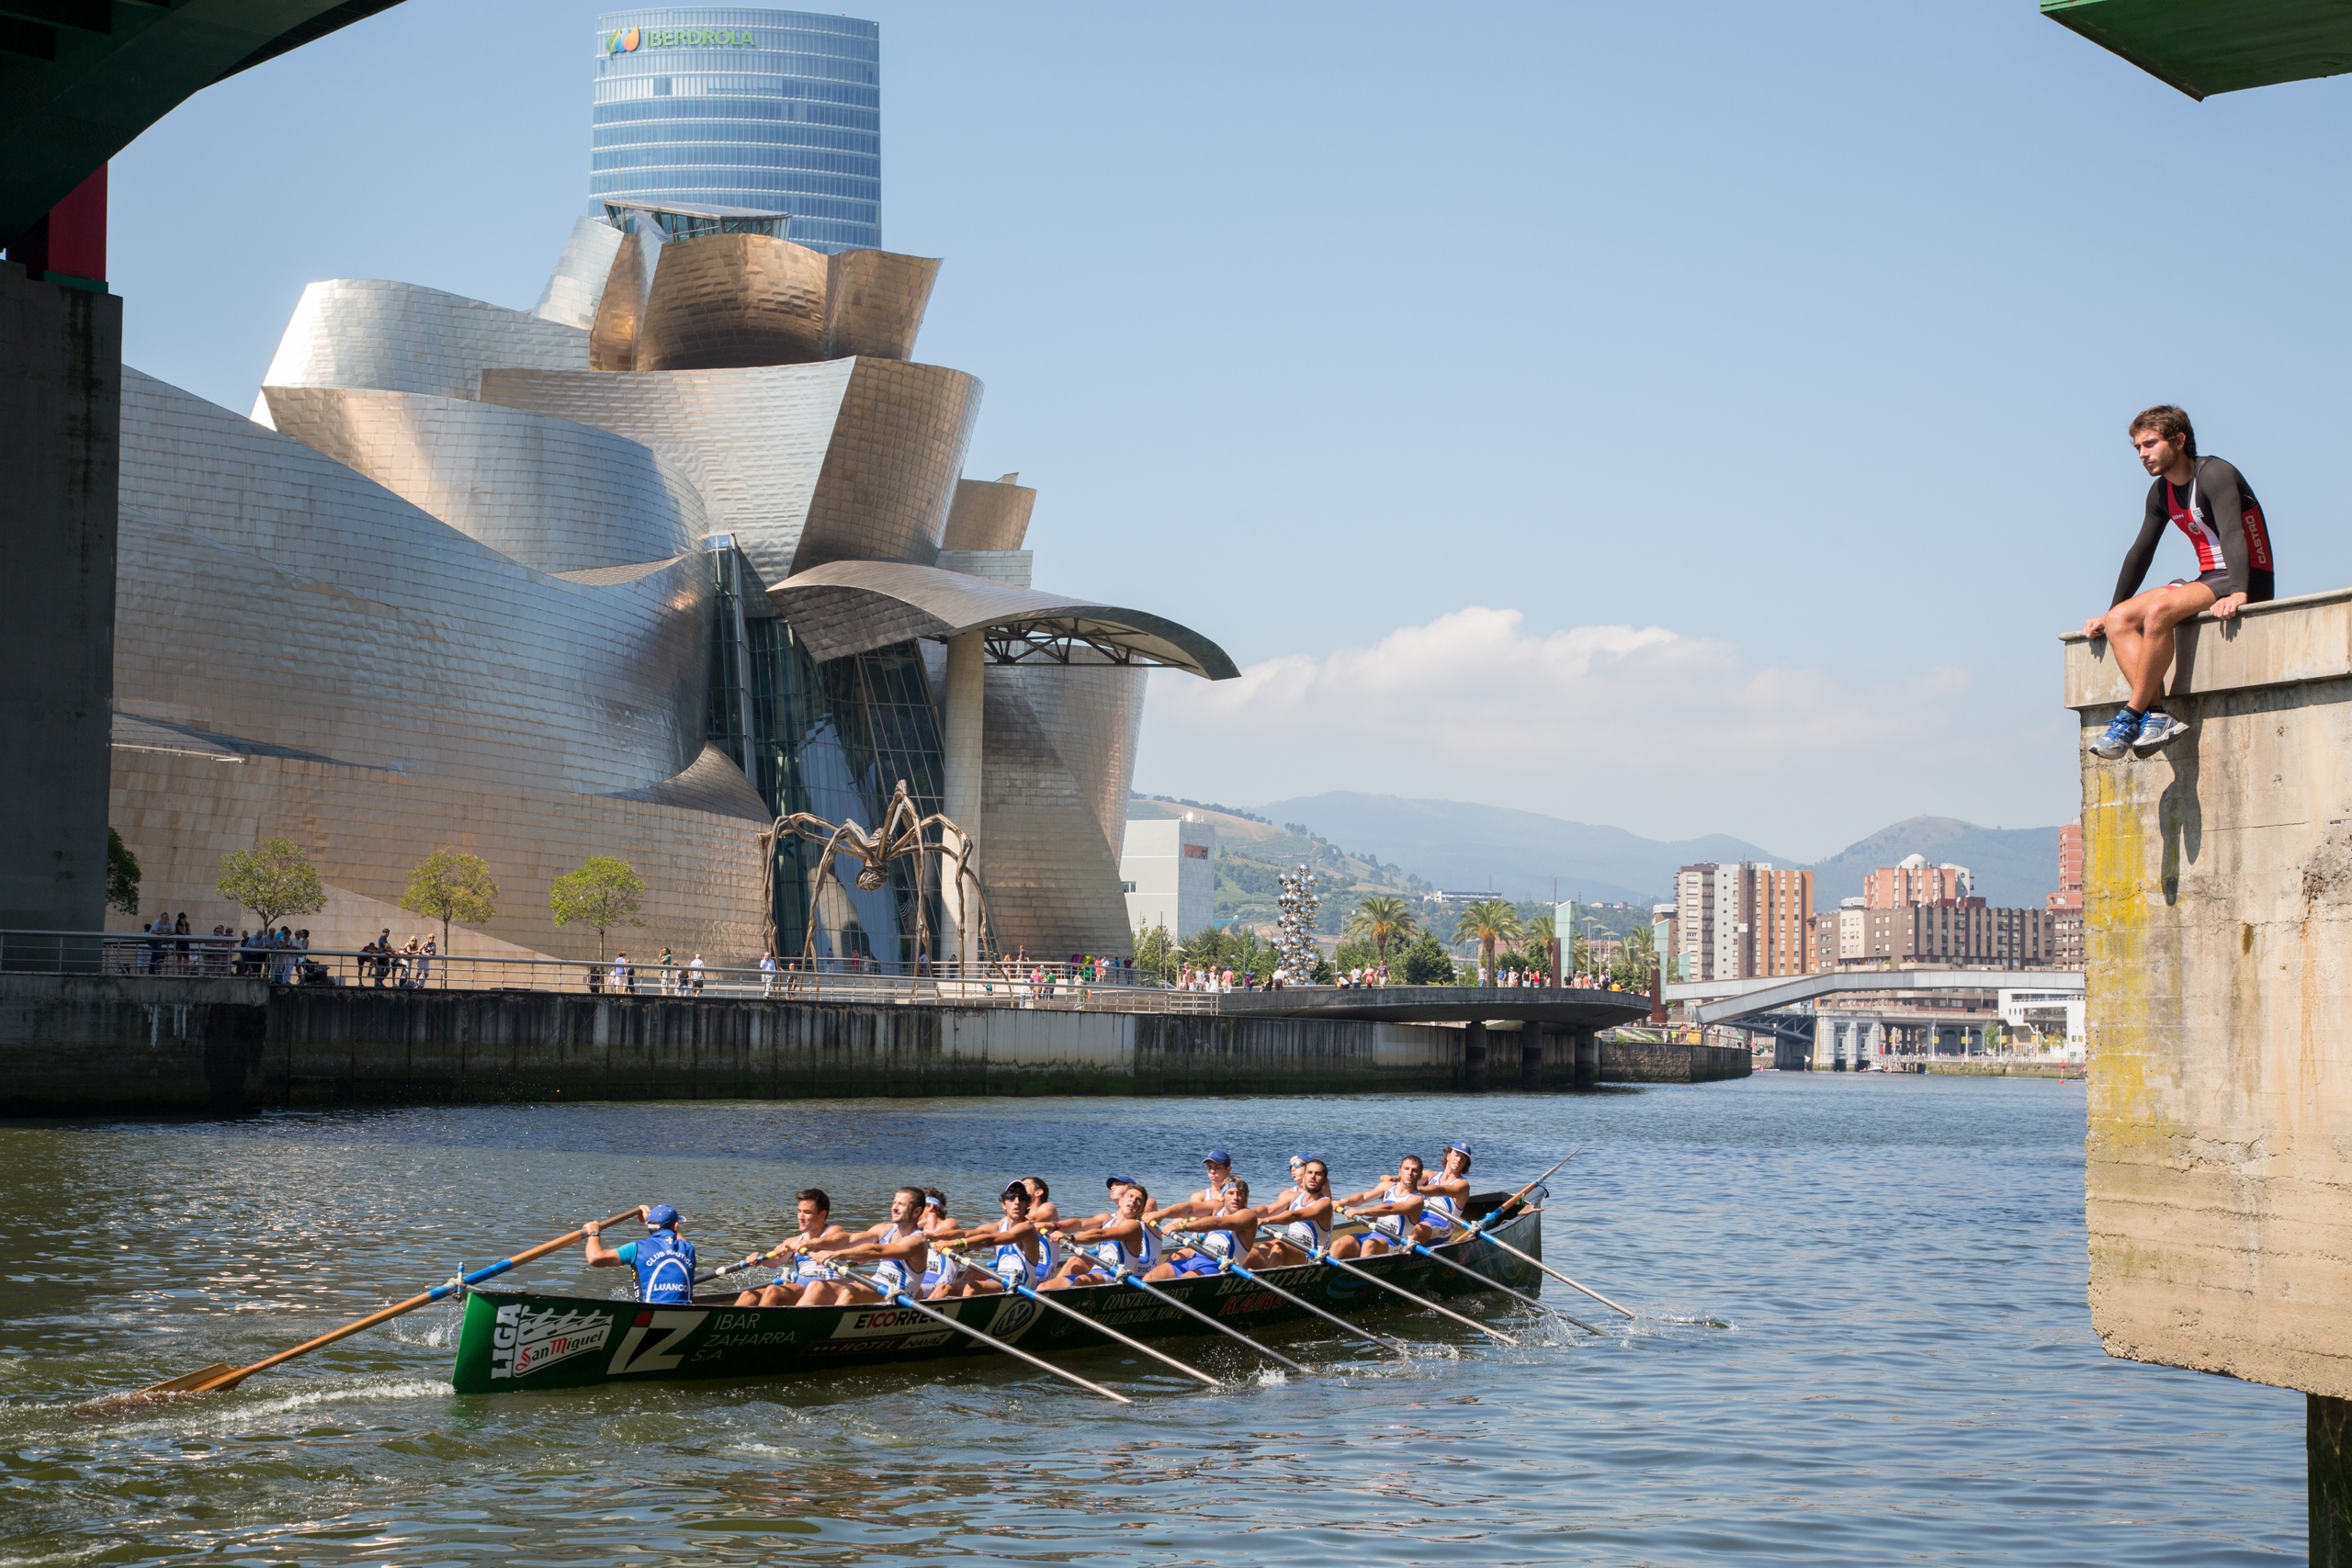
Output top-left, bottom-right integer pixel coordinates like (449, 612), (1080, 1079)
(448, 1190), (1546, 1393)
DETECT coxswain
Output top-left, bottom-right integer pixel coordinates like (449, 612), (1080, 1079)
(1043, 1179), (1174, 1286)
(811, 1186), (932, 1305)
(1160, 1177), (1257, 1276)
(583, 1203), (697, 1304)
(1236, 1158), (1337, 1268)
(733, 1189), (848, 1307)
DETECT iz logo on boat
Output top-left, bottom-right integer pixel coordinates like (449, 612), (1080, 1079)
(605, 1310), (710, 1376)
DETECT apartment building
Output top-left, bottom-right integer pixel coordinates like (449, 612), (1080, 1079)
(1864, 855), (1972, 908)
(2047, 823), (2084, 967)
(1676, 861), (1814, 980)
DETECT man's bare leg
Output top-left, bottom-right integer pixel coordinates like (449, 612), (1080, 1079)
(2104, 582), (2215, 710)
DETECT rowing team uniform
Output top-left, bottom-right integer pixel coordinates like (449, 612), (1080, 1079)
(983, 1221), (1056, 1291)
(771, 1247), (837, 1289)
(1170, 1225), (1239, 1276)
(1266, 1208), (1329, 1255)
(1087, 1226), (1159, 1277)
(868, 1223), (926, 1297)
(1420, 1191), (1460, 1236)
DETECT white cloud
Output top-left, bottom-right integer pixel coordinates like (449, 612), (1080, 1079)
(1135, 607), (2048, 855)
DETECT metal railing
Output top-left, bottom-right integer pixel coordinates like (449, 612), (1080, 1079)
(0, 931), (1230, 1013)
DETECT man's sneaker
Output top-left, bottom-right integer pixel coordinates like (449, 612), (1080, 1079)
(2133, 710), (2189, 753)
(2090, 709), (2143, 759)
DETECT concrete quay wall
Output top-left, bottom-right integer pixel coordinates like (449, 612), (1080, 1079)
(2064, 589), (2352, 1404)
(0, 979), (1743, 1114)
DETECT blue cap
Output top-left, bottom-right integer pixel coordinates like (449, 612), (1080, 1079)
(645, 1203), (680, 1229)
(1106, 1173), (1138, 1188)
(1289, 1153), (1308, 1166)
(1204, 1148), (1232, 1167)
(1447, 1141), (1474, 1157)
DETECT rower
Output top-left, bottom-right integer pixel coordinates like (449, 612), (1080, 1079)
(733, 1189), (847, 1307)
(1237, 1158), (1338, 1268)
(1334, 1156), (1434, 1257)
(1143, 1148), (1233, 1229)
(1043, 1180), (1174, 1286)
(917, 1188), (972, 1300)
(582, 1203), (697, 1304)
(808, 1186), (932, 1305)
(1419, 1142), (1473, 1239)
(1019, 1177), (1060, 1229)
(943, 1180), (1051, 1298)
(1161, 1177), (1255, 1276)
(1271, 1153), (1308, 1208)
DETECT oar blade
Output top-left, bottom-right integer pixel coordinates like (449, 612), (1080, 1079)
(72, 1363), (239, 1418)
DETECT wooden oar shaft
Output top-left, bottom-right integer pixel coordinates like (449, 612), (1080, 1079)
(1314, 1250), (1520, 1344)
(844, 1270), (1132, 1405)
(1013, 1283), (1223, 1388)
(200, 1205), (647, 1392)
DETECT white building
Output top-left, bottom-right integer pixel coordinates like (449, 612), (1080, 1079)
(1121, 817), (1216, 940)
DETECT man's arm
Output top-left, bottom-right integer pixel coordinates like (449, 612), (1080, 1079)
(2106, 484), (2170, 614)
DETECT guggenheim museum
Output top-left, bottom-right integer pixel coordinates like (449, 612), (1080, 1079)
(105, 9), (1234, 968)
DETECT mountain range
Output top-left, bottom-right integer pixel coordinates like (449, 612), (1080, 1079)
(1246, 793), (2064, 910)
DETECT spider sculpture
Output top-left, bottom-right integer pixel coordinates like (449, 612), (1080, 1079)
(760, 780), (993, 970)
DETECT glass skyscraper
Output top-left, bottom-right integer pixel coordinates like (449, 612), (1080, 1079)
(591, 7), (880, 254)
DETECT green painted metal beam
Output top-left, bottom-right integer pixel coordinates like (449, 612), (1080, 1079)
(0, 0), (405, 243)
(2042, 0), (2352, 100)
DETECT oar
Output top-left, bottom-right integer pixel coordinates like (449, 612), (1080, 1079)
(839, 1268), (1133, 1405)
(82, 1204), (646, 1416)
(1161, 1230), (1407, 1354)
(1055, 1247), (1308, 1375)
(1003, 1279), (1224, 1389)
(1449, 1227), (1635, 1320)
(1330, 1204), (1602, 1335)
(1309, 1247), (1520, 1345)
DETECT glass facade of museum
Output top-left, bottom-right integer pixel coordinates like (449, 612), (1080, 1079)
(708, 551), (944, 964)
(591, 7), (881, 253)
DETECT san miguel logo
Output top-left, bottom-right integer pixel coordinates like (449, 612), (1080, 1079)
(607, 25), (755, 52)
(488, 1301), (614, 1380)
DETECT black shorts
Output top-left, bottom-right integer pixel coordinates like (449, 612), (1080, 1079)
(2169, 568), (2274, 604)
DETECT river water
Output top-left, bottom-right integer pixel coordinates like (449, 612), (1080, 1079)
(0, 1075), (2303, 1565)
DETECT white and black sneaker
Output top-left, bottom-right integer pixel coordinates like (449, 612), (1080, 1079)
(2133, 710), (2189, 753)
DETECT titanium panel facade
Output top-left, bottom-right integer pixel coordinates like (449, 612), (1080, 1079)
(942, 475), (1035, 551)
(636, 231), (828, 369)
(590, 8), (881, 253)
(978, 670), (1137, 959)
(262, 386), (706, 574)
(254, 279), (589, 416)
(820, 248), (936, 360)
(535, 215), (627, 329)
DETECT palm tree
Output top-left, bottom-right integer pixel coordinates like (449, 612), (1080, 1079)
(1452, 898), (1523, 987)
(1346, 895), (1416, 964)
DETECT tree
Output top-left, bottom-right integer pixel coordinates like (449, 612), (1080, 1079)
(401, 848), (499, 964)
(1345, 895), (1416, 963)
(1396, 931), (1455, 986)
(217, 837), (327, 931)
(1611, 924), (1659, 991)
(107, 829), (140, 916)
(1134, 922), (1177, 985)
(1452, 897), (1523, 987)
(548, 856), (646, 960)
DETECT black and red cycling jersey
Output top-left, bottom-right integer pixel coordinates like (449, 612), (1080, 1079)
(2113, 455), (2276, 605)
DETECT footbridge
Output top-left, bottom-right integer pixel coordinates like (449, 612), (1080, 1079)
(1666, 969), (2083, 1069)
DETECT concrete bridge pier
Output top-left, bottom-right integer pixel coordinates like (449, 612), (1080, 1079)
(2066, 592), (2352, 1553)
(1521, 1027), (1546, 1091)
(1571, 1027), (1599, 1091)
(1463, 1021), (1488, 1091)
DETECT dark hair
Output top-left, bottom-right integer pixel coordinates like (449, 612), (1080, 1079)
(2129, 404), (2196, 461)
(1400, 1154), (1425, 1172)
(894, 1185), (925, 1208)
(922, 1186), (948, 1213)
(1229, 1178), (1250, 1202)
(796, 1188), (831, 1213)
(1022, 1176), (1050, 1201)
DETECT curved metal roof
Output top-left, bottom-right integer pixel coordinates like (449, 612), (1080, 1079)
(769, 559), (1239, 681)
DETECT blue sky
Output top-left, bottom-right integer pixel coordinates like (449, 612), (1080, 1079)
(110, 2), (2352, 860)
